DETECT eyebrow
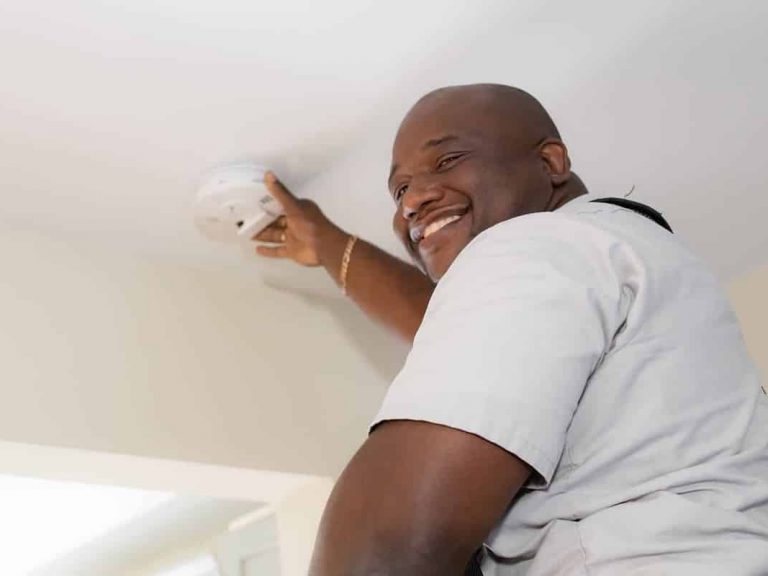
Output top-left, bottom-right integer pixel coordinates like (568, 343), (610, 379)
(422, 134), (459, 150)
(388, 134), (460, 188)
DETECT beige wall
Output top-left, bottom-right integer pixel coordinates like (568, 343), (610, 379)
(729, 263), (768, 385)
(3, 219), (763, 483)
(0, 226), (407, 478)
(274, 478), (334, 576)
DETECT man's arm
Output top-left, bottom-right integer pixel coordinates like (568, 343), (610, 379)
(309, 420), (531, 576)
(254, 173), (434, 342)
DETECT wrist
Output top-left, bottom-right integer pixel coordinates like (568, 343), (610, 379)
(339, 235), (359, 295)
(317, 224), (350, 274)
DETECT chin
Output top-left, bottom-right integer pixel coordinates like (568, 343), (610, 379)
(423, 250), (459, 282)
(425, 265), (444, 283)
(413, 233), (470, 282)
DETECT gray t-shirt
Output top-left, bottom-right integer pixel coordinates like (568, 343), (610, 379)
(372, 195), (768, 575)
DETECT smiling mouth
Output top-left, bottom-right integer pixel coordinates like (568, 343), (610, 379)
(423, 214), (462, 239)
(410, 211), (467, 248)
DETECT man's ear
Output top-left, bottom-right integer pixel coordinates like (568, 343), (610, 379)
(539, 139), (571, 186)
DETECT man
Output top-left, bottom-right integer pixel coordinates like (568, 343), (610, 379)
(255, 84), (768, 574)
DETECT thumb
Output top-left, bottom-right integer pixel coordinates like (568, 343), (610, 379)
(264, 171), (300, 215)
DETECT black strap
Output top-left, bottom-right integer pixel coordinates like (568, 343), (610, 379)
(464, 547), (485, 576)
(590, 197), (673, 233)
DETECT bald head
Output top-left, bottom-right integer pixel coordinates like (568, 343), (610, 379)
(398, 84), (561, 157)
(389, 83), (584, 281)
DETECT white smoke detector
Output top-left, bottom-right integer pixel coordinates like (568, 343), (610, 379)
(194, 162), (284, 244)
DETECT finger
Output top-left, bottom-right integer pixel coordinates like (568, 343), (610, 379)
(254, 230), (285, 243)
(254, 228), (288, 243)
(264, 172), (300, 215)
(253, 219), (287, 242)
(255, 245), (289, 259)
(256, 230), (288, 244)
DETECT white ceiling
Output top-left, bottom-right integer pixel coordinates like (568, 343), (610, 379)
(1, 0), (766, 286)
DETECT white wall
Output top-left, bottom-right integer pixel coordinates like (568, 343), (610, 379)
(729, 263), (768, 385)
(0, 225), (407, 478)
(3, 216), (763, 476)
(274, 478), (333, 576)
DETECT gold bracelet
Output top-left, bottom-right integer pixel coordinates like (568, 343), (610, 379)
(340, 235), (358, 296)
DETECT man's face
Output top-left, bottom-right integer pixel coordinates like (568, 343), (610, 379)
(388, 95), (549, 281)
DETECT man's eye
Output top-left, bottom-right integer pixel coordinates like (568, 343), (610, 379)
(437, 153), (462, 170)
(394, 184), (408, 202)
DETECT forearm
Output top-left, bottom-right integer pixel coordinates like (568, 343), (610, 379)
(319, 229), (434, 343)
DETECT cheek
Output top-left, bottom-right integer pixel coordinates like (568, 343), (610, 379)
(475, 172), (532, 227)
(392, 211), (404, 237)
(392, 213), (412, 248)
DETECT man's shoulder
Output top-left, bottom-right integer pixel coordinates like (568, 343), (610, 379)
(432, 205), (630, 314)
(461, 195), (681, 269)
(436, 195), (688, 308)
(457, 202), (625, 267)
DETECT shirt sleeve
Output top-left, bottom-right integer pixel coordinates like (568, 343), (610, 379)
(371, 213), (625, 485)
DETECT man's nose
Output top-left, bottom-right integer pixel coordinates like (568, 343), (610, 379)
(401, 180), (442, 220)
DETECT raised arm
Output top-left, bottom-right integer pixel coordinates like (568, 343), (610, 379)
(254, 172), (434, 342)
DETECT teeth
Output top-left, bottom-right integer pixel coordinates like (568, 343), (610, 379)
(423, 215), (461, 239)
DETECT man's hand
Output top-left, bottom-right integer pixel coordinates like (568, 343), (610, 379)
(253, 171), (434, 343)
(254, 172), (348, 268)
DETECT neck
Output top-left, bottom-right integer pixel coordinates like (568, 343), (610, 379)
(548, 172), (588, 211)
